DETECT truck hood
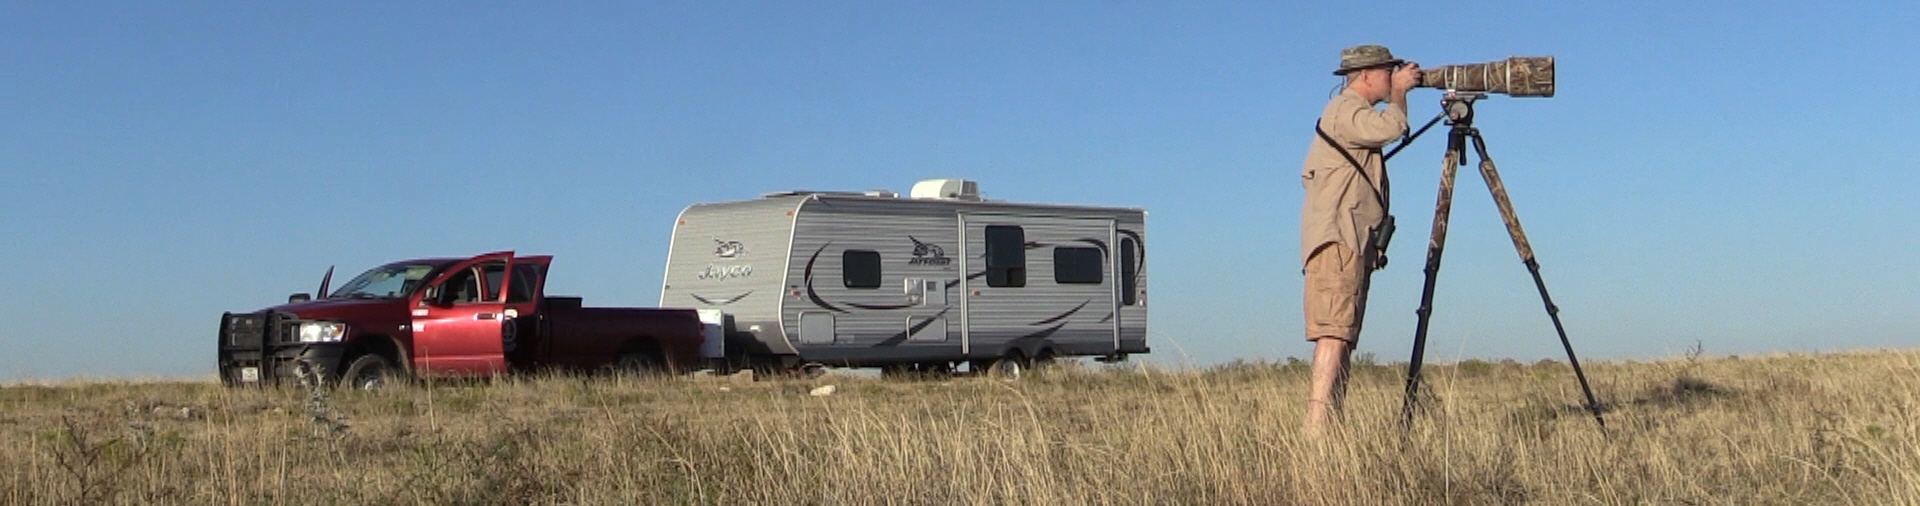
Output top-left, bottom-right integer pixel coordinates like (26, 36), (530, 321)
(261, 297), (409, 322)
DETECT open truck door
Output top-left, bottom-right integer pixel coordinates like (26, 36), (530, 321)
(501, 255), (551, 368)
(408, 251), (519, 377)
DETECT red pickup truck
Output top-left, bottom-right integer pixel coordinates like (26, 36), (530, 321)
(216, 251), (707, 389)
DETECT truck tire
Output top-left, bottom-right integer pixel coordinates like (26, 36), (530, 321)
(340, 354), (397, 391)
(611, 352), (665, 376)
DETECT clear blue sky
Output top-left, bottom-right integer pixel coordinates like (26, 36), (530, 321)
(4, 2), (1915, 380)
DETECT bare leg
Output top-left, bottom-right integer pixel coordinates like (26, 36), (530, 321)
(1304, 337), (1353, 431)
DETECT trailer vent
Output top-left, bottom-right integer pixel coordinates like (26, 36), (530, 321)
(910, 179), (981, 201)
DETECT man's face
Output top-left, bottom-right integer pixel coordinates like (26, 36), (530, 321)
(1358, 67), (1393, 101)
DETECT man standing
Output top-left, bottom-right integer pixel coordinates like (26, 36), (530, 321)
(1301, 45), (1418, 430)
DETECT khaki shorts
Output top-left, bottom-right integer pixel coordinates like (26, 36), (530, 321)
(1304, 242), (1372, 343)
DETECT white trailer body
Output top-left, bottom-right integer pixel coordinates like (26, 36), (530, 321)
(660, 181), (1148, 369)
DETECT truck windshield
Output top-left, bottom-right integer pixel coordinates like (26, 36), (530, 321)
(328, 262), (447, 299)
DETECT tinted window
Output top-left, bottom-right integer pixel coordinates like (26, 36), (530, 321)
(1053, 247), (1103, 284)
(442, 268), (483, 304)
(481, 263), (507, 301)
(1120, 237), (1139, 305)
(331, 262), (442, 299)
(984, 226), (1026, 288)
(844, 250), (882, 289)
(507, 263), (540, 303)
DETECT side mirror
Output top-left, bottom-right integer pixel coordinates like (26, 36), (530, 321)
(288, 293), (312, 303)
(419, 287), (446, 307)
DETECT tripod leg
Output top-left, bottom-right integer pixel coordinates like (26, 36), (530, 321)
(1468, 133), (1608, 430)
(1401, 142), (1463, 432)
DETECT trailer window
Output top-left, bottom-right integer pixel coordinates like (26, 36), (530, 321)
(843, 250), (882, 289)
(1120, 237), (1139, 305)
(984, 225), (1026, 287)
(1053, 247), (1103, 284)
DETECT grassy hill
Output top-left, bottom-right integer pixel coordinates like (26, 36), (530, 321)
(4, 349), (1916, 505)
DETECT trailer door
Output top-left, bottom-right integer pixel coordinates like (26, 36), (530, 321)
(959, 214), (1119, 357)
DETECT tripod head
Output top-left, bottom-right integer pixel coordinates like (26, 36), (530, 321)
(1442, 92), (1489, 165)
(1443, 92), (1488, 126)
(1384, 92), (1488, 162)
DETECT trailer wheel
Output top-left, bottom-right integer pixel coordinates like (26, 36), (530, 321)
(986, 352), (1028, 380)
(1032, 349), (1058, 371)
(919, 362), (954, 377)
(341, 354), (397, 391)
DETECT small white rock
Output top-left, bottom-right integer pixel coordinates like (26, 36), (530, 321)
(808, 385), (837, 397)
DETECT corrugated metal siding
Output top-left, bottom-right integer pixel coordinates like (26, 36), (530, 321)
(784, 197), (960, 361)
(1115, 215), (1149, 352)
(660, 197), (804, 355)
(959, 213), (1120, 356)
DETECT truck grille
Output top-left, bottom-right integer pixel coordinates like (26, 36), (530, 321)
(225, 314), (265, 347)
(222, 312), (298, 347)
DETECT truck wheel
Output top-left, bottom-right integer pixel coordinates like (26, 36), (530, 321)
(612, 352), (665, 376)
(341, 354), (397, 391)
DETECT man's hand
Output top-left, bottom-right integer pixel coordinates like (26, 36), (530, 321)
(1391, 62), (1421, 94)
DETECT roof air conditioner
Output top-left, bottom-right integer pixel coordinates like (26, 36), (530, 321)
(909, 179), (981, 201)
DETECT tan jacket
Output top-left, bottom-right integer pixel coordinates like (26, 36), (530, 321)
(1301, 89), (1407, 266)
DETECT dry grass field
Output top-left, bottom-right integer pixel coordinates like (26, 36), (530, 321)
(4, 348), (1917, 505)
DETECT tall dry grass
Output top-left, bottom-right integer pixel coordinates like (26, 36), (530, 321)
(3, 349), (1917, 505)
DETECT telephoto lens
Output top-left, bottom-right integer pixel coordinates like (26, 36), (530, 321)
(1417, 56), (1555, 97)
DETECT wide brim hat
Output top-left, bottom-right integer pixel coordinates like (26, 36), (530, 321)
(1333, 44), (1404, 75)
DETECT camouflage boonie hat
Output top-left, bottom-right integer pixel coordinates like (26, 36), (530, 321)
(1334, 44), (1404, 75)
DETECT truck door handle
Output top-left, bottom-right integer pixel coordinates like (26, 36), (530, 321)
(475, 313), (497, 320)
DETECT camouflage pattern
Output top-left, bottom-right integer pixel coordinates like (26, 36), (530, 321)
(1333, 44), (1405, 75)
(1420, 146), (1462, 280)
(1418, 56), (1556, 97)
(1475, 141), (1538, 263)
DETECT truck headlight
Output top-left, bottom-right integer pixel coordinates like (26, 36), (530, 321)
(297, 322), (347, 343)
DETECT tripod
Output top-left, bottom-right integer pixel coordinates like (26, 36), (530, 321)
(1398, 93), (1606, 431)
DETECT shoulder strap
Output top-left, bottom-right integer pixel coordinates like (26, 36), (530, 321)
(1315, 120), (1388, 210)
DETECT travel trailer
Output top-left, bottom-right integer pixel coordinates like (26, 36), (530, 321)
(661, 179), (1148, 375)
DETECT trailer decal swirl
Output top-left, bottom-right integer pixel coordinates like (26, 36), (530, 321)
(1029, 299), (1090, 326)
(802, 243), (850, 314)
(690, 291), (753, 306)
(872, 307), (953, 347)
